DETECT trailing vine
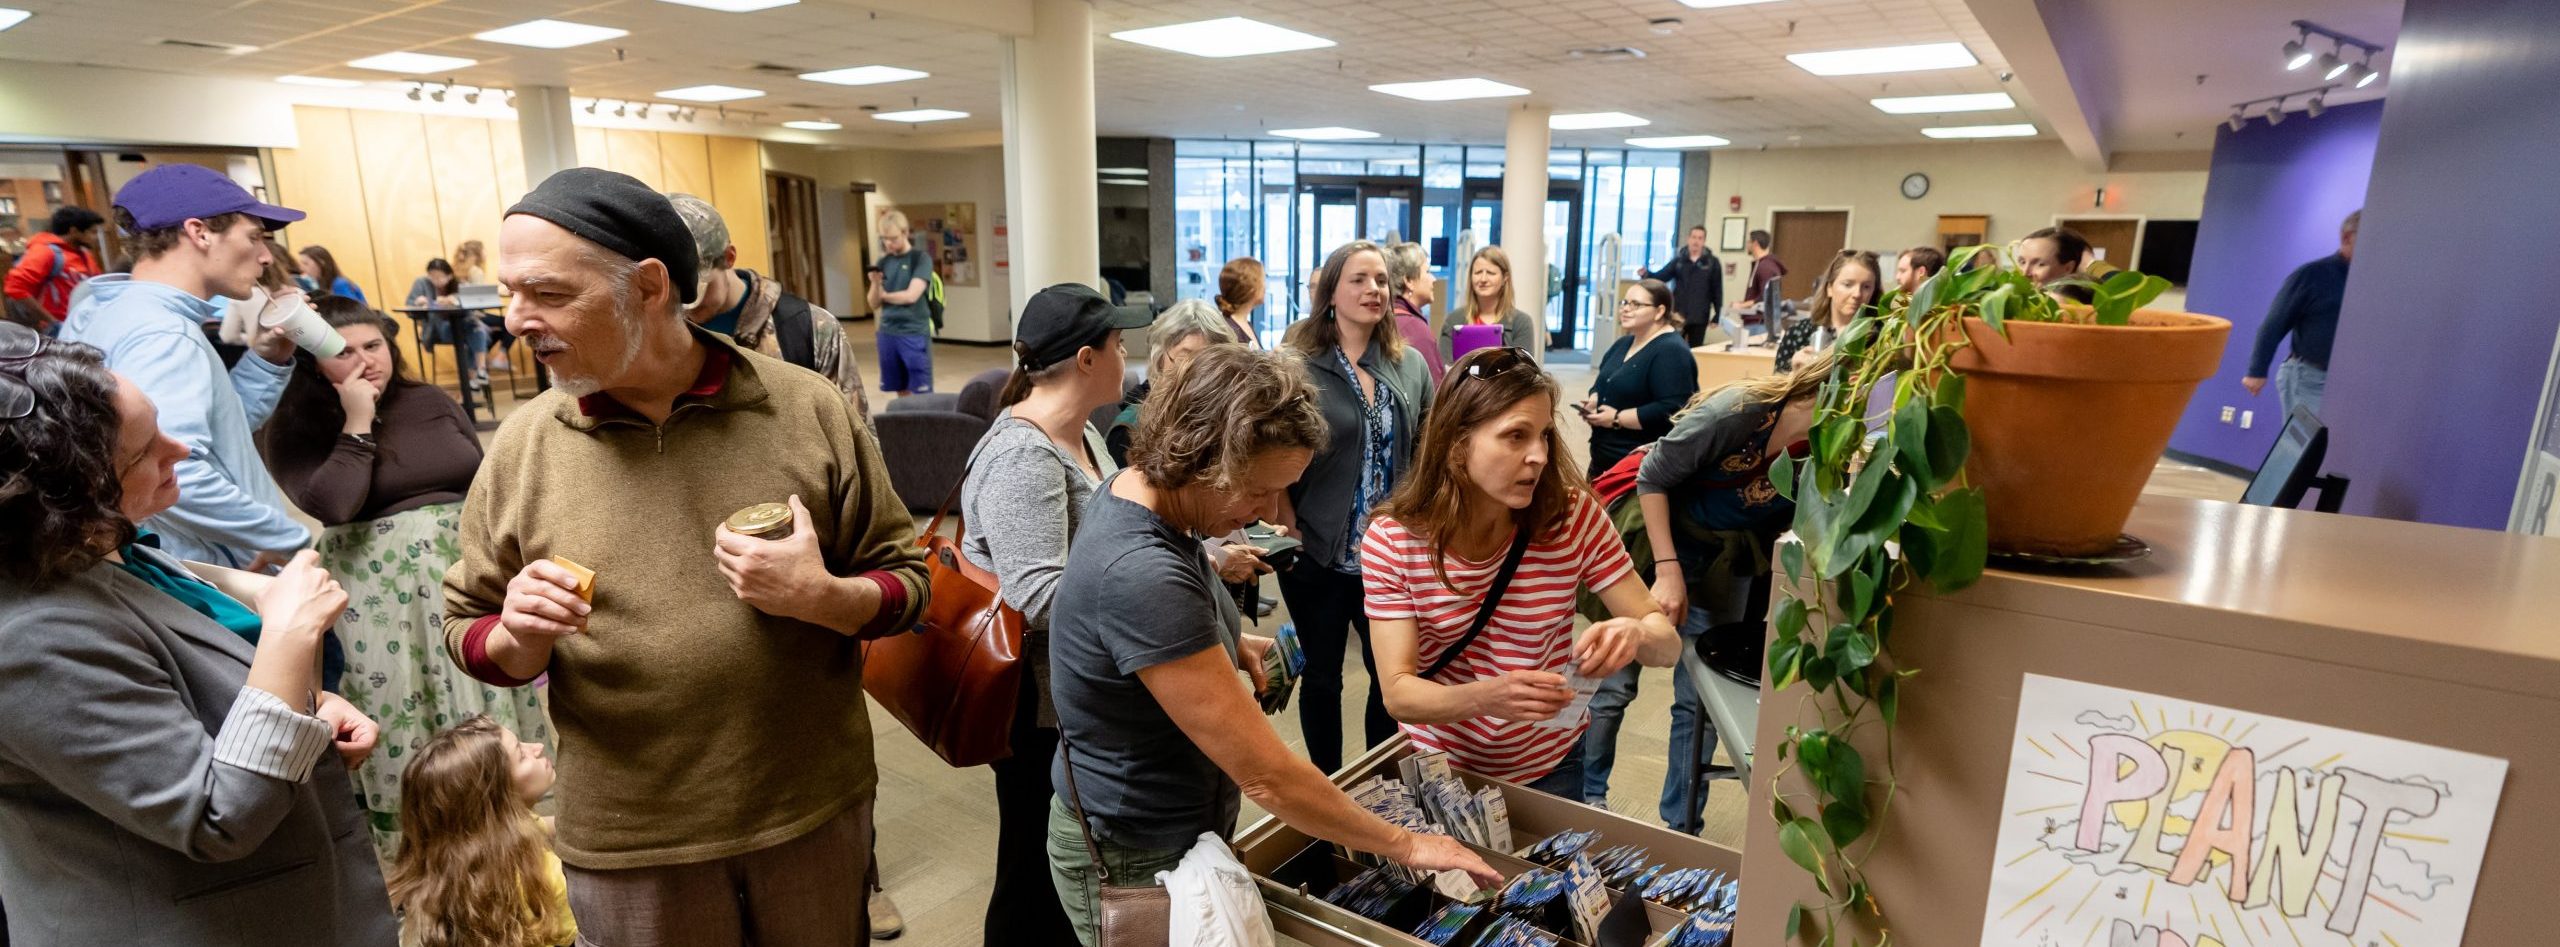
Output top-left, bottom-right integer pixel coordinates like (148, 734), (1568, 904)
(1762, 245), (2170, 945)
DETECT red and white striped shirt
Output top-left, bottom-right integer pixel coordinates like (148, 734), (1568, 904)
(1359, 493), (1634, 782)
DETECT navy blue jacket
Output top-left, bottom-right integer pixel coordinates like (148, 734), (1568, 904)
(2247, 253), (2350, 376)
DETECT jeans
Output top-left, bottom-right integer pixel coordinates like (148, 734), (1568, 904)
(1277, 561), (1394, 774)
(430, 312), (491, 370)
(1521, 742), (1587, 798)
(2276, 358), (2327, 421)
(1046, 798), (1189, 947)
(1581, 603), (1725, 835)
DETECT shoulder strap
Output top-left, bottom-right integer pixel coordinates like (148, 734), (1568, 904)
(1421, 524), (1534, 680)
(772, 292), (815, 369)
(1055, 734), (1118, 886)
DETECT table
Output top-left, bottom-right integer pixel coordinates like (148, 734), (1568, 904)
(392, 306), (501, 429)
(1692, 343), (1779, 394)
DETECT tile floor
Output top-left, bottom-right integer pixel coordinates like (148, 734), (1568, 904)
(452, 319), (2244, 946)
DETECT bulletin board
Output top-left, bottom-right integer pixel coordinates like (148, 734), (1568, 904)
(886, 202), (978, 287)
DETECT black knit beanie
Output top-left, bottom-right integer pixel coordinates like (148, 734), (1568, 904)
(506, 167), (700, 305)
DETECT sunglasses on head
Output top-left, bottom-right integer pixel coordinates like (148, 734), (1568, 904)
(0, 322), (50, 422)
(1457, 346), (1538, 382)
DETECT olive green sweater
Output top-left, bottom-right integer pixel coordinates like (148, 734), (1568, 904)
(442, 326), (926, 870)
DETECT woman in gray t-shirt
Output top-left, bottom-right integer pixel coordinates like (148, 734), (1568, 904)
(958, 283), (1147, 945)
(1045, 345), (1497, 945)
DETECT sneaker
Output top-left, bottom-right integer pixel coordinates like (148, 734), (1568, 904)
(487, 353), (511, 372)
(869, 890), (905, 940)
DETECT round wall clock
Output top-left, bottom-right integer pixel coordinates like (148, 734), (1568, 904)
(1901, 172), (1930, 200)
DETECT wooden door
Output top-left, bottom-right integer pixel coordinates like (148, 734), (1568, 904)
(765, 171), (823, 307)
(1937, 214), (1989, 253)
(1770, 209), (1849, 301)
(2058, 217), (2141, 271)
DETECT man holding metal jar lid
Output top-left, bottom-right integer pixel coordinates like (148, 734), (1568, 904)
(440, 168), (927, 947)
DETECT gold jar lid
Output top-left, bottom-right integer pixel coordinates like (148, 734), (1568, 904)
(726, 502), (794, 538)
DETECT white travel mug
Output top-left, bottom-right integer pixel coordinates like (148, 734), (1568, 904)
(256, 291), (346, 360)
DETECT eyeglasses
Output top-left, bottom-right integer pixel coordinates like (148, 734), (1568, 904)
(1617, 299), (1660, 310)
(1457, 346), (1538, 382)
(0, 322), (51, 422)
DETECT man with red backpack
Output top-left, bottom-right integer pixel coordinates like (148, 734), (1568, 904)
(4, 206), (105, 329)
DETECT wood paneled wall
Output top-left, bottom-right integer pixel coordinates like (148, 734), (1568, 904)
(268, 105), (771, 320)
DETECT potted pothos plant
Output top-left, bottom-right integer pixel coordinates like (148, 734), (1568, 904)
(1760, 244), (2227, 944)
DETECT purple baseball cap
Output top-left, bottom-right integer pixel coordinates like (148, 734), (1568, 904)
(112, 164), (306, 231)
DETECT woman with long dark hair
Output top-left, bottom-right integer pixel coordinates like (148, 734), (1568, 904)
(1278, 240), (1436, 774)
(1579, 278), (1699, 475)
(296, 244), (365, 305)
(259, 295), (552, 861)
(0, 325), (397, 945)
(1362, 346), (1680, 794)
(959, 283), (1151, 946)
(408, 257), (494, 389)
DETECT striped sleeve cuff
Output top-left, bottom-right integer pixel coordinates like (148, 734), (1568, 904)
(212, 687), (334, 783)
(854, 570), (909, 639)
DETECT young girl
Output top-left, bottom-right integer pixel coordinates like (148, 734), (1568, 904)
(1361, 346), (1682, 795)
(387, 716), (574, 947)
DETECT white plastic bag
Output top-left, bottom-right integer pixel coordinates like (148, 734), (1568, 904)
(1158, 831), (1274, 947)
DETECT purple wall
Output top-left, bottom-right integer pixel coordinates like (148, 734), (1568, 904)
(2321, 0), (2560, 528)
(2168, 100), (2384, 470)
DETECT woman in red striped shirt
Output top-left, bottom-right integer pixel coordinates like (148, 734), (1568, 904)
(1359, 347), (1682, 794)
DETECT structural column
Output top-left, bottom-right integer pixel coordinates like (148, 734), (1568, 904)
(998, 0), (1103, 325)
(1500, 103), (1552, 357)
(515, 85), (579, 188)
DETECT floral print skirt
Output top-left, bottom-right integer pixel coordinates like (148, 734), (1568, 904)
(318, 502), (554, 863)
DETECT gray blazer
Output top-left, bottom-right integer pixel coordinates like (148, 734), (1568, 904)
(1289, 331), (1435, 571)
(0, 547), (399, 946)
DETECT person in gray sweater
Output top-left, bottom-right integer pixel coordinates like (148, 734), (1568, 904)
(958, 282), (1152, 946)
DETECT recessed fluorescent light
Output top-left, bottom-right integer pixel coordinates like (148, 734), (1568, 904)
(657, 84), (765, 102)
(799, 65), (929, 86)
(276, 75), (364, 88)
(1921, 123), (2038, 139)
(873, 108), (968, 123)
(1787, 42), (1977, 77)
(655, 0), (797, 10)
(783, 119), (841, 130)
(1550, 112), (1649, 130)
(1871, 92), (2015, 114)
(1098, 167), (1149, 176)
(1369, 78), (1530, 101)
(348, 51), (479, 74)
(1270, 126), (1380, 140)
(1101, 179), (1150, 187)
(0, 8), (29, 32)
(1673, 0), (1781, 7)
(473, 19), (627, 48)
(1109, 17), (1335, 58)
(1625, 134), (1730, 149)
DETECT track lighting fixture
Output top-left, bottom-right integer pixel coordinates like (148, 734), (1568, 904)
(2227, 108), (2246, 132)
(2264, 102), (2286, 126)
(637, 103), (651, 118)
(2282, 20), (2385, 83)
(614, 102), (627, 117)
(2282, 32), (2311, 70)
(430, 85), (447, 102)
(585, 98), (599, 114)
(2305, 92), (2326, 118)
(407, 83), (423, 101)
(504, 90), (517, 106)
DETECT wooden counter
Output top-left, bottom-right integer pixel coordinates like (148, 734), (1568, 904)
(1738, 496), (2560, 945)
(1694, 344), (1778, 394)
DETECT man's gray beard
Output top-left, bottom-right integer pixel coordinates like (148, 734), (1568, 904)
(542, 311), (649, 398)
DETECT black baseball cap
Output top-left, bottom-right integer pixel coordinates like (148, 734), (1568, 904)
(1016, 283), (1153, 371)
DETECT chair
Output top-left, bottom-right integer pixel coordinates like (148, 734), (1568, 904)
(875, 368), (1009, 512)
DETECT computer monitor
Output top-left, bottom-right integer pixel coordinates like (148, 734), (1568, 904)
(456, 283), (502, 310)
(2242, 407), (2330, 508)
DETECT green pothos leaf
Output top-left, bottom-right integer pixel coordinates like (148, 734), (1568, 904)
(1786, 902), (1806, 941)
(1822, 800), (1870, 848)
(1878, 674), (1901, 727)
(1777, 817), (1829, 879)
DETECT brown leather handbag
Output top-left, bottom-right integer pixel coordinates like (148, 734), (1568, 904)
(1059, 736), (1172, 946)
(860, 477), (1023, 767)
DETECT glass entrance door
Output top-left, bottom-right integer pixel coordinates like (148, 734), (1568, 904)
(1462, 182), (1587, 351)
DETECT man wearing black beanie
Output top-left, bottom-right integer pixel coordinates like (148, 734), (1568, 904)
(440, 167), (927, 947)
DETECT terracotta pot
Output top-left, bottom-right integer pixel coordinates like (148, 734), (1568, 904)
(1947, 309), (2230, 557)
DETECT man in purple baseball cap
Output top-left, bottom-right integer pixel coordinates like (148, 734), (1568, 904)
(58, 163), (318, 573)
